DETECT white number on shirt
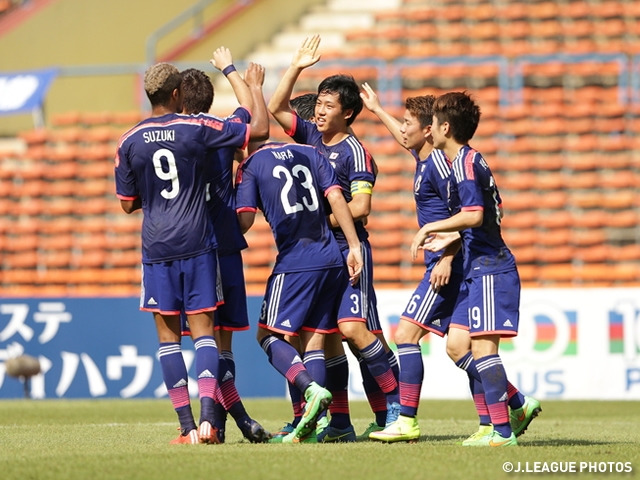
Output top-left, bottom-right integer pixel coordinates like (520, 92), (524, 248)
(153, 149), (180, 199)
(272, 164), (319, 214)
(470, 306), (481, 329)
(406, 294), (421, 314)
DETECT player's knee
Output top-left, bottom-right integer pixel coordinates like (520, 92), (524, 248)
(338, 321), (369, 344)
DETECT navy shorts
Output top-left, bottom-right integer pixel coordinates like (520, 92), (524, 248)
(450, 270), (520, 338)
(141, 250), (218, 315)
(180, 251), (249, 336)
(400, 268), (463, 337)
(337, 239), (382, 334)
(259, 266), (346, 335)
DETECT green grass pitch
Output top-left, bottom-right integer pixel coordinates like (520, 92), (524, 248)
(1, 399), (639, 480)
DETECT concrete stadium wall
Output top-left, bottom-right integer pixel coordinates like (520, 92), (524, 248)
(0, 0), (323, 135)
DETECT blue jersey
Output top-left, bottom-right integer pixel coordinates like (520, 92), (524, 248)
(115, 113), (249, 263)
(235, 142), (344, 274)
(448, 145), (516, 278)
(287, 114), (375, 249)
(412, 148), (463, 274)
(204, 108), (250, 256)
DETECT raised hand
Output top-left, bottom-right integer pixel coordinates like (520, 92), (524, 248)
(291, 35), (322, 70)
(245, 62), (265, 88)
(360, 82), (381, 112)
(210, 46), (233, 71)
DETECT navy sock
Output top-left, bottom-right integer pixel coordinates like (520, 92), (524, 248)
(358, 356), (387, 426)
(325, 354), (351, 429)
(303, 350), (326, 386)
(260, 335), (313, 392)
(476, 354), (511, 437)
(194, 336), (219, 425)
(397, 343), (423, 417)
(221, 350), (236, 378)
(455, 352), (491, 425)
(159, 342), (196, 433)
(360, 339), (399, 404)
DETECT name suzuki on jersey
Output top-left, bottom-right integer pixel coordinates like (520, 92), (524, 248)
(143, 130), (175, 143)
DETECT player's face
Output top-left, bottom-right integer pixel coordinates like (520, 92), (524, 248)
(315, 92), (349, 134)
(400, 110), (429, 150)
(431, 114), (447, 150)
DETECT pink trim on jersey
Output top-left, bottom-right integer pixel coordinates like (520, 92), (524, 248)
(185, 306), (217, 315)
(300, 326), (341, 334)
(241, 125), (250, 150)
(236, 206), (257, 213)
(261, 324), (293, 336)
(218, 325), (251, 332)
(117, 194), (139, 201)
(469, 329), (517, 338)
(140, 308), (181, 315)
(464, 149), (476, 180)
(284, 112), (298, 137)
(462, 206), (483, 212)
(449, 323), (470, 331)
(324, 185), (341, 196)
(116, 115), (229, 149)
(400, 315), (446, 337)
(337, 316), (366, 323)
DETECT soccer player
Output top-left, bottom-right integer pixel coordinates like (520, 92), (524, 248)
(411, 91), (541, 447)
(235, 141), (364, 443)
(178, 65), (270, 443)
(359, 85), (464, 442)
(114, 48), (258, 445)
(267, 35), (400, 441)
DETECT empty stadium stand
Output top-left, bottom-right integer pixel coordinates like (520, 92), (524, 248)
(2, 0), (640, 296)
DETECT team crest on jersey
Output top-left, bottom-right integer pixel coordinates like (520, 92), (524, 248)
(414, 175), (422, 194)
(329, 152), (339, 160)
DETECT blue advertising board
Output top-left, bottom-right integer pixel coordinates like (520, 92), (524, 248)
(0, 297), (284, 399)
(0, 69), (57, 115)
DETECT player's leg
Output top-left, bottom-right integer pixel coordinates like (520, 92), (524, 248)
(154, 311), (199, 444)
(271, 334), (304, 438)
(212, 253), (270, 442)
(369, 318), (422, 443)
(338, 242), (400, 426)
(257, 271), (333, 443)
(318, 332), (356, 442)
(144, 259), (208, 445)
(464, 272), (522, 447)
(182, 251), (223, 444)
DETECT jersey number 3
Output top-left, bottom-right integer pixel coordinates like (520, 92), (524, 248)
(273, 164), (319, 214)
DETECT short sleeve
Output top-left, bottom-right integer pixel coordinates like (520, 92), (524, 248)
(199, 114), (250, 150)
(288, 114), (322, 146)
(235, 158), (258, 213)
(114, 143), (138, 200)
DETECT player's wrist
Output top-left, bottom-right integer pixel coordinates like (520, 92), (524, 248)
(222, 65), (237, 76)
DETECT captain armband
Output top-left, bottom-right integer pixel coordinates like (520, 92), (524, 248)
(350, 181), (373, 195)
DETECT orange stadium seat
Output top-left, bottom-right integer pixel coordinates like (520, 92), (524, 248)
(537, 245), (575, 264)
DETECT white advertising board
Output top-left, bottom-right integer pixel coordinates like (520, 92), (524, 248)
(344, 288), (640, 400)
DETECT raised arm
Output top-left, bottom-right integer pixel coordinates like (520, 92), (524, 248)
(267, 35), (322, 132)
(360, 82), (405, 147)
(244, 62), (269, 141)
(210, 47), (253, 113)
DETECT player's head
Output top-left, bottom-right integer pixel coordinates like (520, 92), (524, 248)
(401, 95), (436, 150)
(316, 74), (363, 130)
(144, 63), (183, 111)
(290, 93), (317, 122)
(431, 91), (480, 149)
(180, 68), (214, 115)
